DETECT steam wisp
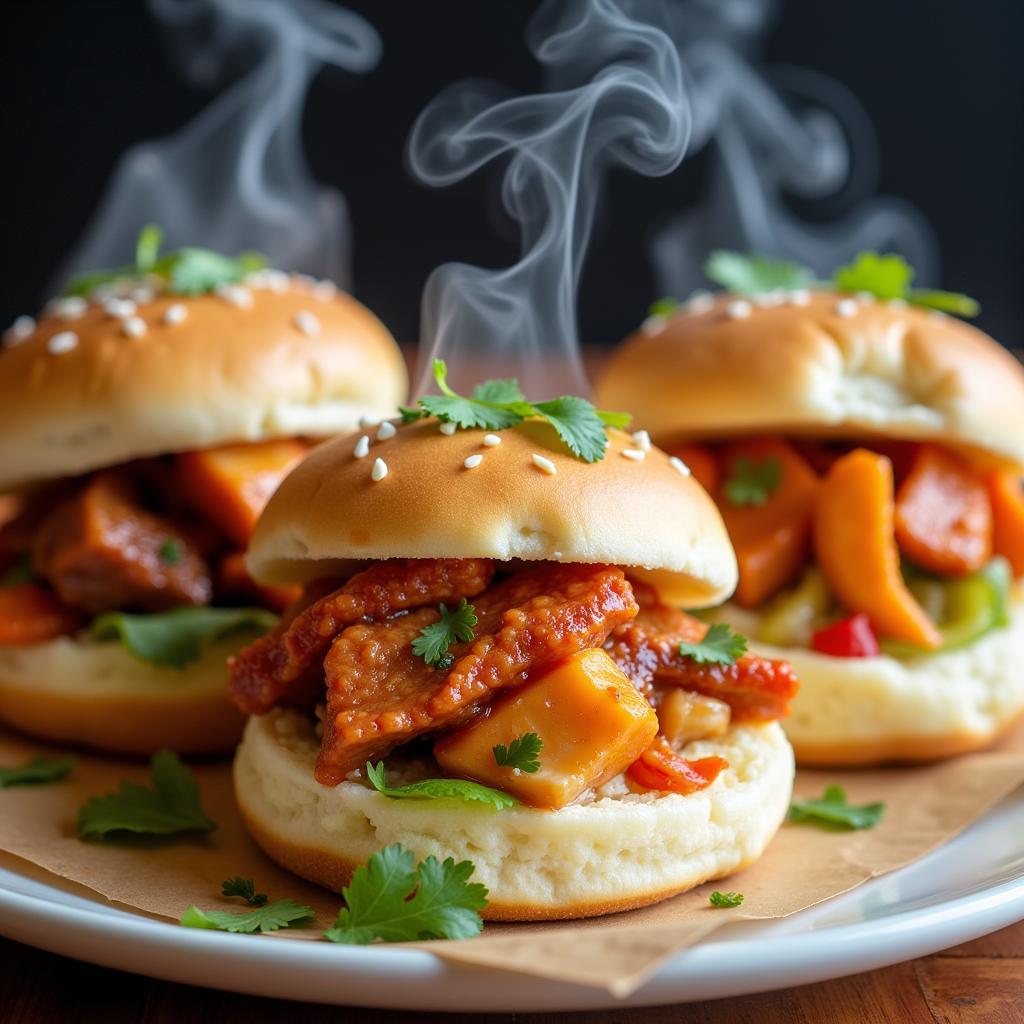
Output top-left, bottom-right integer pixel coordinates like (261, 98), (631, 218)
(57, 0), (381, 291)
(409, 0), (689, 397)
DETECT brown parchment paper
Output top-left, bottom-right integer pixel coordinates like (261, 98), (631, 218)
(1, 722), (1023, 997)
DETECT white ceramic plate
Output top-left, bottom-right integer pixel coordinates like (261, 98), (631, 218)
(2, 787), (1023, 1012)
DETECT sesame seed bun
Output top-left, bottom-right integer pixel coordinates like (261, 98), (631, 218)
(245, 421), (739, 608)
(0, 277), (407, 490)
(234, 709), (793, 920)
(594, 293), (1024, 464)
(711, 594), (1024, 766)
(0, 633), (248, 755)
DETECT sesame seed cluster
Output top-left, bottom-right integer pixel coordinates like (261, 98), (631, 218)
(0, 269), (341, 357)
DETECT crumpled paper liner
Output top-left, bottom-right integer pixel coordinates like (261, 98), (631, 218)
(1, 722), (1023, 997)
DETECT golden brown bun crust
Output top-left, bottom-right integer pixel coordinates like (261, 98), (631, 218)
(0, 279), (407, 489)
(595, 292), (1024, 463)
(246, 421), (738, 608)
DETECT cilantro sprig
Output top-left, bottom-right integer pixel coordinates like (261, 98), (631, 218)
(706, 251), (811, 293)
(492, 733), (543, 773)
(63, 223), (266, 298)
(411, 598), (477, 668)
(221, 876), (268, 906)
(723, 455), (782, 507)
(402, 360), (630, 463)
(789, 784), (885, 831)
(365, 761), (518, 809)
(77, 750), (216, 839)
(709, 890), (744, 908)
(181, 899), (314, 934)
(678, 623), (748, 666)
(324, 843), (488, 944)
(0, 755), (73, 789)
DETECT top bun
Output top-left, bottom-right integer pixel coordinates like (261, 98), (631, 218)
(0, 275), (407, 489)
(595, 292), (1024, 464)
(246, 420), (738, 608)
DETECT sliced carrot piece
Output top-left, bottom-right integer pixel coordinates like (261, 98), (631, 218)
(217, 551), (301, 613)
(177, 440), (308, 547)
(814, 449), (942, 648)
(665, 443), (718, 496)
(0, 584), (82, 645)
(894, 445), (992, 576)
(717, 438), (819, 608)
(988, 469), (1024, 578)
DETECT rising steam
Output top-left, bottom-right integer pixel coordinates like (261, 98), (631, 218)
(641, 0), (936, 298)
(56, 0), (381, 290)
(409, 0), (688, 397)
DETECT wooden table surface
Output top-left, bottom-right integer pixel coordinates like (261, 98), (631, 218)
(1, 920), (1021, 1022)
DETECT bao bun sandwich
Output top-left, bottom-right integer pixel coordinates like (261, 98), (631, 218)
(596, 251), (1024, 766)
(0, 227), (406, 755)
(228, 365), (798, 920)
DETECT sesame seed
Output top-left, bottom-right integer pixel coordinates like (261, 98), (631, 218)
(47, 296), (87, 321)
(47, 331), (78, 355)
(888, 298), (908, 310)
(313, 279), (337, 302)
(215, 284), (253, 309)
(131, 287), (155, 305)
(632, 429), (651, 452)
(371, 457), (388, 482)
(641, 314), (666, 336)
(686, 290), (715, 313)
(354, 435), (370, 458)
(482, 433), (502, 447)
(294, 310), (321, 337)
(104, 298), (137, 319)
(464, 454), (483, 469)
(669, 456), (691, 477)
(122, 316), (147, 338)
(790, 289), (811, 306)
(4, 315), (35, 345)
(835, 299), (859, 318)
(621, 449), (646, 461)
(552, 550), (563, 558)
(440, 421), (457, 436)
(163, 303), (188, 326)
(532, 454), (557, 476)
(726, 300), (752, 319)
(377, 420), (396, 441)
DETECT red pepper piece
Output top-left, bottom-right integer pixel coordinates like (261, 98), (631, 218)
(811, 613), (880, 658)
(626, 737), (727, 794)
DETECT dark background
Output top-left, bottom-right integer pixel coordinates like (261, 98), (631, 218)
(2, 0), (1022, 348)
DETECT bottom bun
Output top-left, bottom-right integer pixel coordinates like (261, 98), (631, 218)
(233, 710), (794, 921)
(0, 636), (246, 755)
(718, 595), (1024, 767)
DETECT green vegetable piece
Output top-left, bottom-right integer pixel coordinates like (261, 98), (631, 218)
(757, 568), (833, 647)
(135, 224), (164, 272)
(324, 843), (488, 944)
(789, 784), (885, 830)
(678, 623), (748, 666)
(834, 252), (913, 300)
(492, 732), (543, 773)
(180, 899), (313, 934)
(90, 606), (276, 669)
(411, 598), (478, 666)
(0, 755), (73, 789)
(365, 761), (518, 809)
(78, 750), (216, 838)
(648, 297), (680, 317)
(723, 455), (782, 507)
(158, 538), (182, 565)
(221, 877), (268, 906)
(705, 251), (812, 294)
(708, 891), (744, 908)
(907, 289), (980, 317)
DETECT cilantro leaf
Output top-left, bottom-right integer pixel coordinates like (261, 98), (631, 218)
(648, 297), (680, 316)
(472, 378), (526, 404)
(907, 289), (980, 317)
(324, 843), (488, 944)
(705, 251), (812, 293)
(678, 623), (748, 666)
(164, 248), (255, 295)
(366, 761), (518, 809)
(419, 393), (524, 430)
(789, 784), (885, 831)
(833, 252), (913, 300)
(532, 396), (609, 463)
(597, 408), (632, 429)
(398, 405), (426, 423)
(158, 539), (182, 565)
(411, 598), (477, 666)
(492, 732), (542, 773)
(222, 877), (268, 906)
(0, 755), (73, 789)
(709, 890), (744, 908)
(78, 750), (216, 838)
(135, 223), (164, 272)
(723, 455), (782, 507)
(181, 899), (314, 934)
(90, 606), (276, 669)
